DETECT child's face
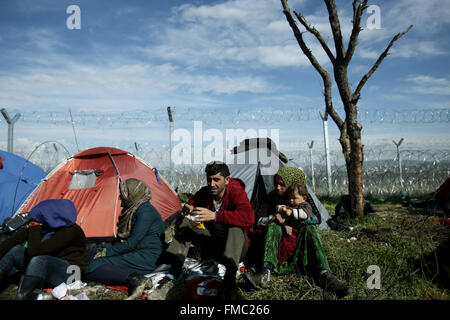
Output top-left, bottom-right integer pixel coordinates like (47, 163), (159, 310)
(288, 190), (307, 207)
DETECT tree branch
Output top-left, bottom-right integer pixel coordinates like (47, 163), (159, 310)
(353, 25), (413, 103)
(281, 0), (344, 128)
(324, 0), (346, 61)
(280, 0), (327, 80)
(328, 106), (344, 129)
(293, 10), (336, 64)
(345, 0), (368, 66)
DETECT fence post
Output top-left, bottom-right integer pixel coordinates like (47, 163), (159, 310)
(393, 138), (404, 189)
(307, 140), (315, 192)
(69, 108), (80, 152)
(167, 106), (174, 189)
(1, 108), (21, 153)
(319, 111), (332, 196)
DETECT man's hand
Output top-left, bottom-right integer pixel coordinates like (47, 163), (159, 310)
(192, 207), (216, 222)
(181, 203), (194, 216)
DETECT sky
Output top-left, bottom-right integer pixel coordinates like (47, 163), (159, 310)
(0, 0), (449, 160)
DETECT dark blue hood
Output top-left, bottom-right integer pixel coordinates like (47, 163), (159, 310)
(29, 199), (77, 230)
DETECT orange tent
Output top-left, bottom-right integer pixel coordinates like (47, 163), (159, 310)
(15, 147), (181, 240)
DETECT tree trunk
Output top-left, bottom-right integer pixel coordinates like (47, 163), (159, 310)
(347, 135), (365, 217)
(338, 118), (364, 217)
(334, 62), (365, 217)
(345, 110), (365, 217)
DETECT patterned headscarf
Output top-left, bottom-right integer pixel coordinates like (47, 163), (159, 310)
(275, 166), (306, 190)
(116, 178), (152, 239)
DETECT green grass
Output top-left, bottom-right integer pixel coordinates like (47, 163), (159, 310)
(237, 195), (449, 300)
(1, 196), (448, 300)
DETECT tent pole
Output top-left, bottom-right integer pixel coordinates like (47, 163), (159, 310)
(107, 152), (122, 183)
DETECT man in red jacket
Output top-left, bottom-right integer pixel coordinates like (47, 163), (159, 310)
(148, 161), (254, 300)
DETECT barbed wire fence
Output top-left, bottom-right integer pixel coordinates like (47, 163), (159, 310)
(1, 107), (449, 196)
(2, 107), (450, 126)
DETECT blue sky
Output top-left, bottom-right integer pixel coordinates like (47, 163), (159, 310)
(0, 0), (449, 156)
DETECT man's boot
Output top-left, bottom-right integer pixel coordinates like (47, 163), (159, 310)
(0, 270), (10, 295)
(318, 270), (352, 298)
(16, 275), (44, 300)
(243, 269), (271, 290)
(125, 273), (151, 300)
(146, 276), (177, 300)
(219, 262), (238, 300)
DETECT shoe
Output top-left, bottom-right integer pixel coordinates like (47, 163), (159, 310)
(146, 276), (175, 300)
(219, 280), (238, 300)
(319, 270), (352, 298)
(16, 275), (44, 300)
(219, 265), (238, 300)
(243, 269), (271, 290)
(81, 283), (108, 296)
(125, 273), (151, 300)
(0, 270), (10, 294)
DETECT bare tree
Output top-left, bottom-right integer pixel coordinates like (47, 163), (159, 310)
(280, 0), (412, 217)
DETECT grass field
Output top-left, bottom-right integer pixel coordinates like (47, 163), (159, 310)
(1, 195), (449, 300)
(239, 198), (449, 300)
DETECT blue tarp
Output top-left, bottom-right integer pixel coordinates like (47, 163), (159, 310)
(0, 150), (47, 224)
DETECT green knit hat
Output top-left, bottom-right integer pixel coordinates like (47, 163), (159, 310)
(275, 166), (306, 189)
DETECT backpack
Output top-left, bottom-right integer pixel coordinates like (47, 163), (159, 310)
(335, 195), (377, 219)
(0, 213), (32, 237)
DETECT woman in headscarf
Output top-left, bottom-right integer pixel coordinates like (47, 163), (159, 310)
(244, 167), (351, 298)
(0, 199), (88, 300)
(84, 178), (165, 300)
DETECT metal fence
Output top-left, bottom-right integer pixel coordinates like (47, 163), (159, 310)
(14, 142), (447, 197)
(2, 107), (449, 196)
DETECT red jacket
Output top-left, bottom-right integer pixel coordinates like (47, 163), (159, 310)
(187, 178), (254, 240)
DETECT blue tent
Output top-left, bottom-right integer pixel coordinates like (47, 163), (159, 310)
(0, 150), (47, 224)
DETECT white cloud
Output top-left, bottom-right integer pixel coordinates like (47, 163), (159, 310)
(0, 58), (277, 112)
(175, 2), (248, 22)
(142, 0), (321, 69)
(383, 0), (450, 35)
(406, 75), (450, 95)
(390, 41), (447, 58)
(357, 40), (447, 60)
